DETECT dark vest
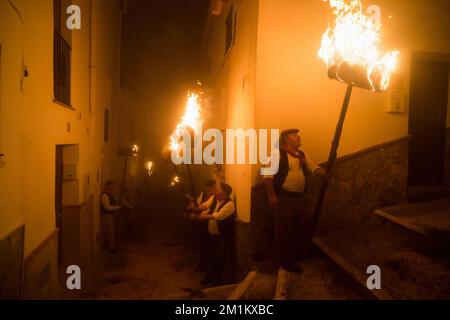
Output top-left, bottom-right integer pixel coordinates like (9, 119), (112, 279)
(200, 192), (212, 204)
(208, 198), (218, 215)
(209, 197), (236, 237)
(273, 148), (308, 195)
(101, 192), (117, 215)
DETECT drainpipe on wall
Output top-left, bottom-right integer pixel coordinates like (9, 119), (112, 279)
(89, 0), (95, 115)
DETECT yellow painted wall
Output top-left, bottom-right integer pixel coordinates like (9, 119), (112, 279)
(202, 0), (450, 222)
(0, 0), (123, 256)
(256, 0), (450, 163)
(202, 0), (259, 222)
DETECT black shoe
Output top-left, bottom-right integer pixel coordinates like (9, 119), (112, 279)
(280, 262), (303, 274)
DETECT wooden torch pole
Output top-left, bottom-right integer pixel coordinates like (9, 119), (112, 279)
(309, 84), (353, 243)
(184, 164), (196, 197)
(120, 154), (129, 195)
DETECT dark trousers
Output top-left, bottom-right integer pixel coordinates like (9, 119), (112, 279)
(275, 193), (310, 264)
(194, 221), (209, 269)
(102, 212), (118, 251)
(205, 234), (234, 285)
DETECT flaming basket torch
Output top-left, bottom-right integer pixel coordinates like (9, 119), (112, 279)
(163, 87), (204, 198)
(310, 0), (399, 240)
(171, 175), (181, 187)
(118, 144), (140, 194)
(146, 161), (154, 177)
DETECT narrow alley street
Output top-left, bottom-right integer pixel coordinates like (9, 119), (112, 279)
(62, 194), (205, 300)
(2, 0), (450, 315)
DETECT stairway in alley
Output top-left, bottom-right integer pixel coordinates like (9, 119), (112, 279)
(165, 252), (368, 300)
(314, 197), (450, 300)
(167, 197), (450, 300)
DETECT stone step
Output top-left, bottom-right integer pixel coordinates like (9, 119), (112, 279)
(283, 256), (369, 300)
(314, 224), (450, 300)
(274, 267), (288, 300)
(313, 236), (394, 300)
(374, 198), (450, 240)
(227, 271), (257, 300)
(232, 262), (278, 300)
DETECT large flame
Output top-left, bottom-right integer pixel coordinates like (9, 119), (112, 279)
(170, 92), (203, 152)
(318, 0), (399, 91)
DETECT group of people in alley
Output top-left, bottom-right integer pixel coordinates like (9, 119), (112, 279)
(98, 129), (325, 286)
(185, 129), (326, 286)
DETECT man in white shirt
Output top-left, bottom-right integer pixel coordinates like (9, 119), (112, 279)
(263, 129), (325, 273)
(191, 182), (236, 285)
(185, 179), (217, 211)
(101, 181), (122, 253)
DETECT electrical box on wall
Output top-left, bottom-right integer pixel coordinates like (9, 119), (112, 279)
(388, 91), (408, 113)
(63, 163), (78, 180)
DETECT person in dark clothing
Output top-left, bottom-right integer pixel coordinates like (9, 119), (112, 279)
(186, 179), (217, 271)
(190, 182), (236, 285)
(263, 129), (325, 273)
(101, 181), (122, 253)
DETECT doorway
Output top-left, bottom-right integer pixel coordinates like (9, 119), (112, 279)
(55, 144), (80, 267)
(55, 145), (64, 264)
(408, 56), (450, 186)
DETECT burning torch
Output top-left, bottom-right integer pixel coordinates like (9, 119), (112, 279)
(168, 175), (181, 188)
(162, 85), (205, 198)
(310, 0), (399, 240)
(118, 144), (140, 194)
(138, 161), (154, 206)
(146, 161), (154, 177)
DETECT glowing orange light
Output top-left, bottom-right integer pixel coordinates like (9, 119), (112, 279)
(169, 92), (203, 152)
(146, 161), (153, 176)
(318, 0), (399, 91)
(131, 144), (140, 156)
(169, 175), (181, 187)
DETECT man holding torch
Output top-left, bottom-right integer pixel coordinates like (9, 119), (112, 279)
(189, 182), (236, 285)
(185, 179), (217, 271)
(101, 181), (122, 254)
(263, 129), (325, 273)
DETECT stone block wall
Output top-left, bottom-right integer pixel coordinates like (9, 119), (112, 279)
(23, 230), (58, 299)
(312, 136), (410, 234)
(249, 136), (410, 259)
(0, 225), (24, 299)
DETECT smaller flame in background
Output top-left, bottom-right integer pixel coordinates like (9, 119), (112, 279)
(146, 161), (153, 176)
(318, 0), (399, 91)
(131, 144), (140, 156)
(169, 91), (204, 153)
(169, 175), (181, 187)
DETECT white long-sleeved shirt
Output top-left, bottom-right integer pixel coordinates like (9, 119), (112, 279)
(196, 192), (214, 207)
(201, 197), (235, 235)
(263, 152), (320, 193)
(101, 193), (121, 212)
(196, 192), (213, 215)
